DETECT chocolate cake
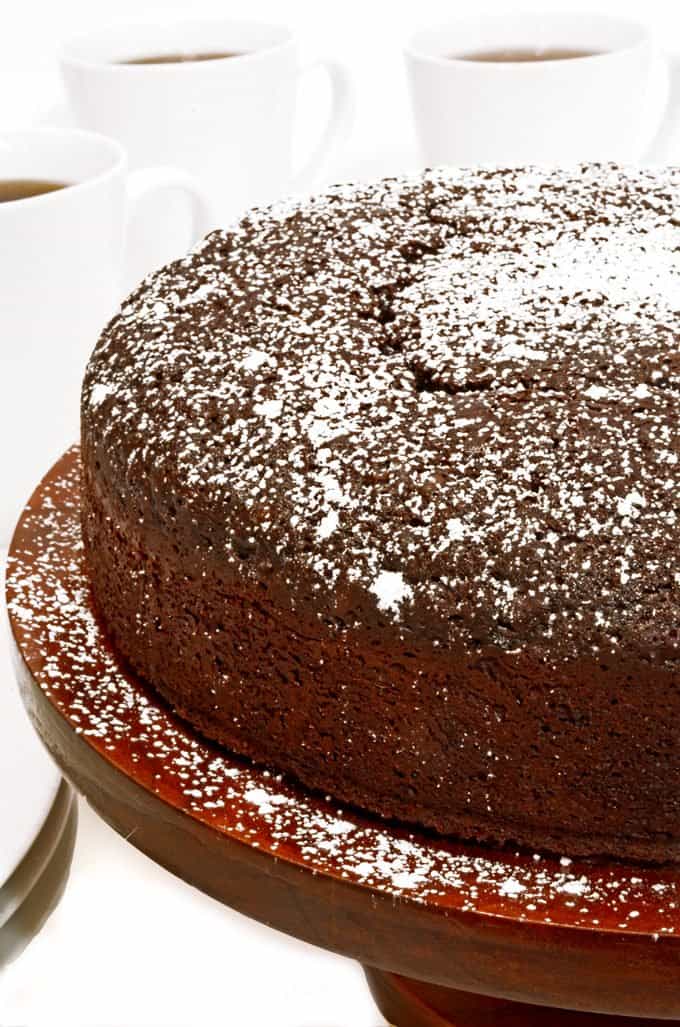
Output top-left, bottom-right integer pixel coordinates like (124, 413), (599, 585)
(81, 165), (680, 862)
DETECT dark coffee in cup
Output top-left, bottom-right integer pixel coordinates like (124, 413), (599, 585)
(0, 180), (69, 203)
(119, 51), (244, 65)
(454, 48), (601, 62)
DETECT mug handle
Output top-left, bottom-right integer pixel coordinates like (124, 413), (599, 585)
(644, 54), (680, 163)
(290, 60), (355, 191)
(126, 166), (214, 246)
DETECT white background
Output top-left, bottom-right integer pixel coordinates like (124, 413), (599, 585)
(2, 0), (680, 1024)
(3, 0), (680, 178)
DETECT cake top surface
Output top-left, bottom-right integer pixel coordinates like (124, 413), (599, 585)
(83, 164), (680, 665)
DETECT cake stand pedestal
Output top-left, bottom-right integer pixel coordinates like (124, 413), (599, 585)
(7, 449), (680, 1027)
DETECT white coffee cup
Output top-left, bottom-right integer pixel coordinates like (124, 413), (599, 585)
(406, 14), (680, 165)
(60, 19), (354, 224)
(0, 129), (211, 542)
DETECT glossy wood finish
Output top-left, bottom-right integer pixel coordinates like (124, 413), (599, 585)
(364, 969), (678, 1027)
(6, 450), (680, 1025)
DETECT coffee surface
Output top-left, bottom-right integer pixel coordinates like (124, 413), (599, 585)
(119, 51), (243, 65)
(454, 47), (601, 62)
(0, 180), (68, 203)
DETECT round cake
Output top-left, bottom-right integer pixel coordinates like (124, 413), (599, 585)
(81, 164), (680, 863)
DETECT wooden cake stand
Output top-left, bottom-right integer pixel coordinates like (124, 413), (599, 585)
(6, 448), (680, 1026)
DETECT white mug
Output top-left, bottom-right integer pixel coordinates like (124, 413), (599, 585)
(60, 19), (355, 225)
(406, 14), (680, 165)
(0, 129), (210, 542)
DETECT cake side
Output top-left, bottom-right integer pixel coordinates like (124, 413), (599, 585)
(81, 467), (680, 861)
(81, 165), (680, 861)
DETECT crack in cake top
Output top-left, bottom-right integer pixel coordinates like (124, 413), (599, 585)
(82, 164), (680, 664)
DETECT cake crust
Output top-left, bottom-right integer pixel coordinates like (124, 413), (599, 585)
(81, 165), (680, 861)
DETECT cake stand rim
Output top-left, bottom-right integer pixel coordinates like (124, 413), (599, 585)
(10, 616), (638, 938)
(15, 646), (680, 1020)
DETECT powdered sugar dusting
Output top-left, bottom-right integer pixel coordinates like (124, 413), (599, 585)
(370, 570), (413, 613)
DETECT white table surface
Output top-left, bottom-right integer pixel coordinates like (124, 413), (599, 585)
(3, 0), (680, 1023)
